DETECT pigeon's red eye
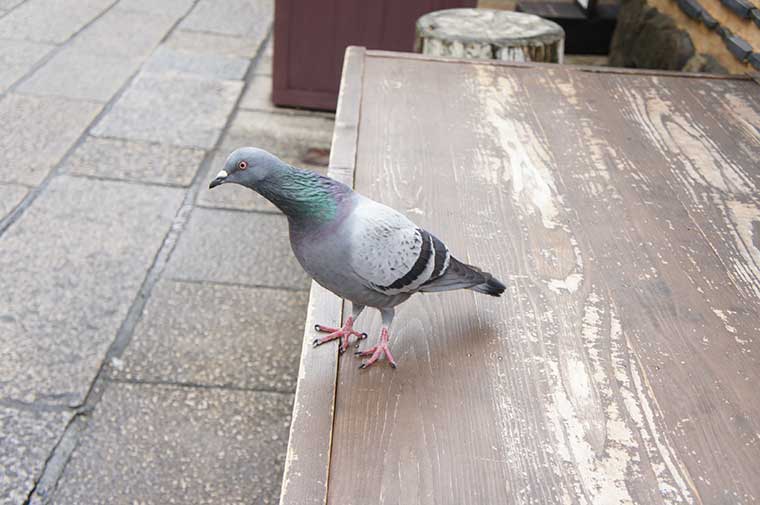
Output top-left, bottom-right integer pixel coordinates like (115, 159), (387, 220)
(238, 160), (248, 170)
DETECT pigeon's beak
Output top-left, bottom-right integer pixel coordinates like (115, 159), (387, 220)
(209, 169), (228, 189)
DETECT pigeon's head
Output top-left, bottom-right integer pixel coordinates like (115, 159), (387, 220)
(209, 147), (283, 190)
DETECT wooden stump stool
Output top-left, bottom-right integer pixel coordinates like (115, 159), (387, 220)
(415, 9), (565, 63)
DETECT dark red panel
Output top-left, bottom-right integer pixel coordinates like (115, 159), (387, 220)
(273, 0), (476, 110)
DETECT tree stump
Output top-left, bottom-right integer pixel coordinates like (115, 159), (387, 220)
(415, 9), (565, 63)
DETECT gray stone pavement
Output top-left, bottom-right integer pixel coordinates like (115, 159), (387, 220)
(0, 0), (333, 503)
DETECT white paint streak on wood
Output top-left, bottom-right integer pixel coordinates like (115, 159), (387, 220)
(619, 81), (760, 306)
(549, 73), (621, 199)
(631, 343), (699, 504)
(581, 292), (606, 386)
(474, 66), (561, 230)
(711, 308), (737, 334)
(554, 78), (579, 106)
(726, 200), (760, 300)
(609, 308), (695, 505)
(547, 273), (583, 294)
(547, 235), (584, 294)
(720, 93), (760, 148)
(544, 353), (636, 505)
(472, 66), (683, 505)
(620, 86), (752, 196)
(542, 291), (699, 505)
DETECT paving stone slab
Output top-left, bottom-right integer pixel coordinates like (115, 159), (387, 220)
(143, 45), (249, 80)
(221, 110), (334, 168)
(165, 29), (263, 58)
(0, 39), (54, 93)
(62, 136), (205, 186)
(0, 183), (28, 220)
(181, 0), (273, 38)
(18, 49), (140, 102)
(0, 94), (102, 186)
(0, 406), (72, 505)
(92, 72), (242, 148)
(50, 383), (292, 505)
(239, 75), (335, 118)
(118, 0), (194, 16)
(67, 7), (177, 59)
(110, 280), (307, 392)
(0, 0), (114, 44)
(165, 207), (309, 289)
(0, 176), (184, 405)
(239, 73), (274, 111)
(254, 37), (273, 76)
(0, 0), (24, 9)
(15, 7), (181, 102)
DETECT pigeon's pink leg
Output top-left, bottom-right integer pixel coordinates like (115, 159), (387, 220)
(355, 327), (397, 369)
(312, 316), (367, 354)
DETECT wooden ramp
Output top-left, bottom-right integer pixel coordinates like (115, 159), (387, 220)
(281, 48), (760, 505)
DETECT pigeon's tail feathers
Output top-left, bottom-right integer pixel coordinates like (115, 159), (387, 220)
(471, 276), (507, 297)
(419, 257), (505, 297)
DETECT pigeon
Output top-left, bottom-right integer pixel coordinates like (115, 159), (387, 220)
(209, 147), (505, 368)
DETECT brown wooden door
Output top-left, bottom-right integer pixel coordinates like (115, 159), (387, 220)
(273, 0), (476, 111)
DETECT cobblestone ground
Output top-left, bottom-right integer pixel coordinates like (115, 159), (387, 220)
(0, 1), (333, 503)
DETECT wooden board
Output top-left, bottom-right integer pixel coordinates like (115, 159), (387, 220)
(277, 47), (364, 505)
(282, 48), (760, 504)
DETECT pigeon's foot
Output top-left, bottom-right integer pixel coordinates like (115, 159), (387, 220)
(355, 327), (397, 369)
(312, 316), (367, 354)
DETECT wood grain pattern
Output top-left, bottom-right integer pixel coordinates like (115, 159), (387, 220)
(368, 49), (757, 80)
(278, 47), (364, 505)
(321, 52), (760, 504)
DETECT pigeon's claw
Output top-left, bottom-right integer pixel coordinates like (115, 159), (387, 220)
(314, 324), (338, 333)
(356, 327), (397, 369)
(313, 317), (365, 353)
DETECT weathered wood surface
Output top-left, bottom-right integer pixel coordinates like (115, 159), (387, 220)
(331, 52), (760, 503)
(278, 47), (364, 505)
(282, 48), (760, 505)
(416, 9), (565, 63)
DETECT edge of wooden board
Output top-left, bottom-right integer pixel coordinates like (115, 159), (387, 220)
(278, 46), (365, 505)
(366, 48), (755, 81)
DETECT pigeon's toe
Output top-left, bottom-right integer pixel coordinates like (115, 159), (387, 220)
(312, 317), (366, 355)
(355, 328), (396, 369)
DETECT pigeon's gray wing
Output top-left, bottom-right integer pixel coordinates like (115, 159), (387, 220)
(347, 196), (507, 298)
(347, 198), (450, 296)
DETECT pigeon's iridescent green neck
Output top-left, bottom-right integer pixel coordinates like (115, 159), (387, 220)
(256, 166), (342, 223)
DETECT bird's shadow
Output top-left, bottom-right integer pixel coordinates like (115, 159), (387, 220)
(352, 302), (507, 370)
